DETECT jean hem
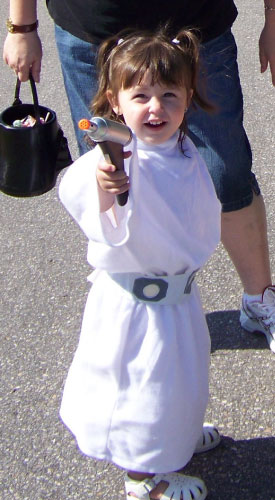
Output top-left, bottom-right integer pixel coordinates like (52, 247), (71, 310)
(221, 186), (261, 213)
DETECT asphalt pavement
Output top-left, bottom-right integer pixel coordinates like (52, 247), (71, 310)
(0, 0), (274, 499)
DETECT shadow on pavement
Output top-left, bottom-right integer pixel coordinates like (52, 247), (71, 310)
(206, 310), (270, 352)
(183, 435), (275, 500)
(92, 436), (275, 499)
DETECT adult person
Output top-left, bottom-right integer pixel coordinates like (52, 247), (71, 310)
(3, 0), (275, 353)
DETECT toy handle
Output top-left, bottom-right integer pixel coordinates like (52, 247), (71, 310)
(99, 141), (129, 206)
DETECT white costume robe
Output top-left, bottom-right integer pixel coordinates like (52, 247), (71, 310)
(59, 132), (221, 473)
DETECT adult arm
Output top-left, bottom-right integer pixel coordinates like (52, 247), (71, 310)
(259, 1), (275, 85)
(3, 0), (42, 82)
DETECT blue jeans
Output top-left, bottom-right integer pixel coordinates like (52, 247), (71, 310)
(55, 25), (260, 211)
(55, 25), (98, 156)
(187, 30), (259, 211)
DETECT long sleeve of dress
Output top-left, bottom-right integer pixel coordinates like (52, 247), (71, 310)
(59, 143), (135, 246)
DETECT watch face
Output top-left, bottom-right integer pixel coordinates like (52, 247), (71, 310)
(6, 19), (14, 32)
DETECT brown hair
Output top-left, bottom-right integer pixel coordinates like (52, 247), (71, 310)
(92, 27), (211, 145)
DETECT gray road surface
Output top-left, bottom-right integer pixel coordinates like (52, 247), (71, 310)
(0, 1), (274, 499)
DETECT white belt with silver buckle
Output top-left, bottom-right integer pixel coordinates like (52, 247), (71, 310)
(107, 270), (198, 305)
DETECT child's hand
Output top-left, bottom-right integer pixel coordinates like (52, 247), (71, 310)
(96, 151), (131, 212)
(97, 160), (130, 195)
(96, 150), (131, 195)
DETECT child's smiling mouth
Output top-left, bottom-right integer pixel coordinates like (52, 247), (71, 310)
(144, 120), (166, 128)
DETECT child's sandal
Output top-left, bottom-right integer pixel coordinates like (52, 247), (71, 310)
(194, 423), (221, 454)
(125, 472), (207, 500)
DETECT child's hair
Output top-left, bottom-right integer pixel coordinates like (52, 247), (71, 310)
(92, 26), (211, 146)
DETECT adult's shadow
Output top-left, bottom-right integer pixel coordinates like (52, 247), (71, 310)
(206, 310), (269, 352)
(182, 435), (275, 500)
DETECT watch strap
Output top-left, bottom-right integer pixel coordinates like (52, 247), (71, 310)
(6, 19), (39, 34)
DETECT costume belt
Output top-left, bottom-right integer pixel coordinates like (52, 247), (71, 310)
(107, 270), (198, 305)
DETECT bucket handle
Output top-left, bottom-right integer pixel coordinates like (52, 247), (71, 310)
(12, 74), (41, 124)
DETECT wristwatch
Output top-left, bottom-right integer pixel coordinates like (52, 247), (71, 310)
(6, 18), (39, 34)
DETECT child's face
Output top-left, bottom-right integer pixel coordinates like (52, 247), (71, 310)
(108, 71), (192, 145)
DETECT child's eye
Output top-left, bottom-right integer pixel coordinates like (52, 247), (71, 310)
(163, 92), (177, 98)
(133, 93), (147, 100)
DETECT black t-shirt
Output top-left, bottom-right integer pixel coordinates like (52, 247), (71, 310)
(46, 0), (237, 44)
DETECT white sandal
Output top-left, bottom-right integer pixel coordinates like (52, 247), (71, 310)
(194, 423), (221, 454)
(125, 472), (207, 500)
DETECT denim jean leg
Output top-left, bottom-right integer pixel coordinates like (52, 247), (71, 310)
(187, 30), (259, 212)
(54, 25), (99, 155)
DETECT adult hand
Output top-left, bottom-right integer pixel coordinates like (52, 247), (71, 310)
(3, 31), (42, 82)
(259, 21), (275, 86)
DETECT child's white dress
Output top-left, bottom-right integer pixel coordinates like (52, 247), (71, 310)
(59, 133), (221, 473)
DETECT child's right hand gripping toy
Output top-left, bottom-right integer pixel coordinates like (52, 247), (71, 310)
(79, 117), (132, 206)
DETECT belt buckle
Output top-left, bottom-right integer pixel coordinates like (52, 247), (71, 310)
(132, 277), (168, 302)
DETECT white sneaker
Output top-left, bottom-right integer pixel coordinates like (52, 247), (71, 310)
(240, 286), (275, 353)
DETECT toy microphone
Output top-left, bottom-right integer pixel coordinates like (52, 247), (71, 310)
(78, 117), (132, 206)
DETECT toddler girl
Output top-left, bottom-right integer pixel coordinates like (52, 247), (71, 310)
(59, 28), (221, 500)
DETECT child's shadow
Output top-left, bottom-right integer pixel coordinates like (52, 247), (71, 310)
(206, 310), (269, 352)
(182, 435), (275, 499)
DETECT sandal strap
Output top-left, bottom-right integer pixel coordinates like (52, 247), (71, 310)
(125, 474), (156, 499)
(155, 473), (207, 500)
(194, 423), (221, 453)
(125, 472), (207, 500)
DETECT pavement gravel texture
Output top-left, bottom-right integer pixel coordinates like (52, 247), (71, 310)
(0, 0), (274, 499)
